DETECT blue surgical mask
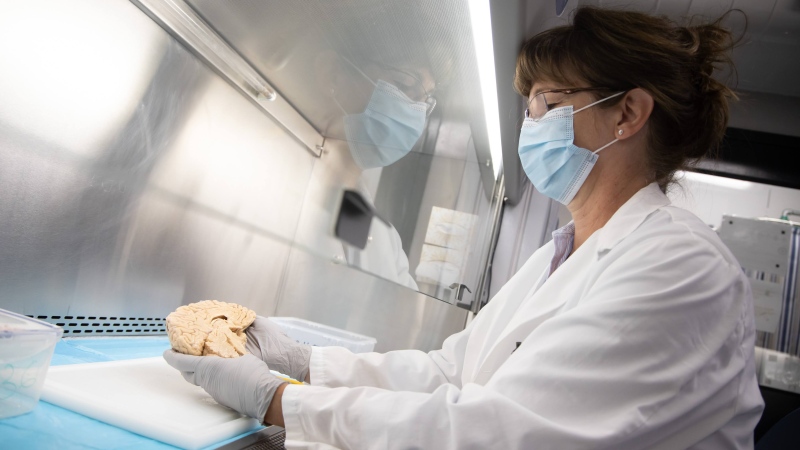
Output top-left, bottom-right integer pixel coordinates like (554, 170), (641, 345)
(334, 59), (428, 169)
(517, 92), (625, 205)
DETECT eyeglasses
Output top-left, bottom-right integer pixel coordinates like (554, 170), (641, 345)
(369, 61), (437, 116)
(525, 87), (613, 121)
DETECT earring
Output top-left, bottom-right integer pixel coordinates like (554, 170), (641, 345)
(618, 130), (624, 136)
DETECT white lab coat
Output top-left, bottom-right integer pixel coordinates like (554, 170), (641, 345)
(282, 183), (764, 450)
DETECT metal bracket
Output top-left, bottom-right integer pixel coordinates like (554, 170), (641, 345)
(333, 190), (390, 250)
(451, 283), (473, 310)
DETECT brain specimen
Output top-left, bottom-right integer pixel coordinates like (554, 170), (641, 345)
(166, 300), (256, 358)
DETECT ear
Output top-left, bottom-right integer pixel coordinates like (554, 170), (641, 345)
(314, 50), (342, 96)
(615, 88), (654, 140)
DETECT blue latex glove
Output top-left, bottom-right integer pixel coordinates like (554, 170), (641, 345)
(163, 350), (285, 422)
(245, 317), (312, 382)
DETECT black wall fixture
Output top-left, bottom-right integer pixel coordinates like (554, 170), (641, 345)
(334, 190), (390, 250)
(694, 128), (800, 190)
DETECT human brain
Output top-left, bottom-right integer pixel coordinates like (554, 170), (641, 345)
(166, 300), (256, 358)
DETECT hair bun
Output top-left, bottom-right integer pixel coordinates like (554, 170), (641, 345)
(678, 13), (741, 161)
(682, 12), (741, 95)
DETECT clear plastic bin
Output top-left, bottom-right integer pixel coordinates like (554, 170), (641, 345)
(0, 309), (63, 419)
(268, 317), (376, 353)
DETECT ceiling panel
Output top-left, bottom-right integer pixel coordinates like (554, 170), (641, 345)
(686, 0), (736, 18)
(600, 0), (660, 13)
(654, 0), (694, 17)
(731, 0), (776, 37)
(527, 0), (800, 98)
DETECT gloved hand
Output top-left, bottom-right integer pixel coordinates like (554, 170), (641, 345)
(245, 316), (311, 382)
(163, 350), (285, 422)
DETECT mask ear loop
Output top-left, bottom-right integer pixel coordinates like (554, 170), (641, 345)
(341, 56), (426, 110)
(331, 88), (348, 115)
(572, 91), (626, 114)
(332, 57), (379, 114)
(340, 56), (377, 87)
(570, 91), (627, 154)
(593, 138), (618, 154)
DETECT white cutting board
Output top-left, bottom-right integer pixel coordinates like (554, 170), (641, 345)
(41, 357), (261, 449)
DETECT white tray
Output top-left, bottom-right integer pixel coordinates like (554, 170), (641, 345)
(269, 317), (376, 353)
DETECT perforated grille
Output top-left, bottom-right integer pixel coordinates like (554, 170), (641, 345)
(215, 426), (285, 450)
(241, 429), (285, 450)
(26, 315), (167, 336)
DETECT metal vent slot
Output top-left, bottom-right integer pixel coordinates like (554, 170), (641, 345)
(26, 315), (167, 336)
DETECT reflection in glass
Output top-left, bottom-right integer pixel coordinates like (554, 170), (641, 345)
(306, 16), (449, 294)
(416, 207), (479, 289)
(331, 61), (429, 170)
(184, 0), (498, 304)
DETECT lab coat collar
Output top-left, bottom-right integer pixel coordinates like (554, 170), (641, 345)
(595, 182), (670, 254)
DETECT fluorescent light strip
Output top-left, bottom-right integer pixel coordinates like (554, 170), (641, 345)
(468, 0), (503, 179)
(678, 171), (755, 190)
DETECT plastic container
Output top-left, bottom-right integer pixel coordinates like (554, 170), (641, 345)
(268, 317), (376, 353)
(0, 308), (63, 419)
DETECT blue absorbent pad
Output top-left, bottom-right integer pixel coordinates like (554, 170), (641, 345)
(0, 401), (178, 450)
(0, 337), (260, 449)
(50, 336), (173, 365)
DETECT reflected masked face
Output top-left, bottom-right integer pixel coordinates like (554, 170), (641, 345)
(365, 61), (437, 116)
(333, 58), (437, 169)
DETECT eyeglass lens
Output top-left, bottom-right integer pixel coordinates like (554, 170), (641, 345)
(379, 66), (436, 114)
(526, 91), (572, 121)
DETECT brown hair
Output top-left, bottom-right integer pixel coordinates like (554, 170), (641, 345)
(514, 6), (741, 191)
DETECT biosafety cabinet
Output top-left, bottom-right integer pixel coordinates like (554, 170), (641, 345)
(1, 0), (800, 446)
(0, 0), (510, 351)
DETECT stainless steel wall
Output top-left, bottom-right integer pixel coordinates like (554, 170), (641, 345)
(0, 0), (315, 319)
(0, 0), (467, 351)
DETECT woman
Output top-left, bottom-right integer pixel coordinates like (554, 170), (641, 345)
(164, 7), (764, 449)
